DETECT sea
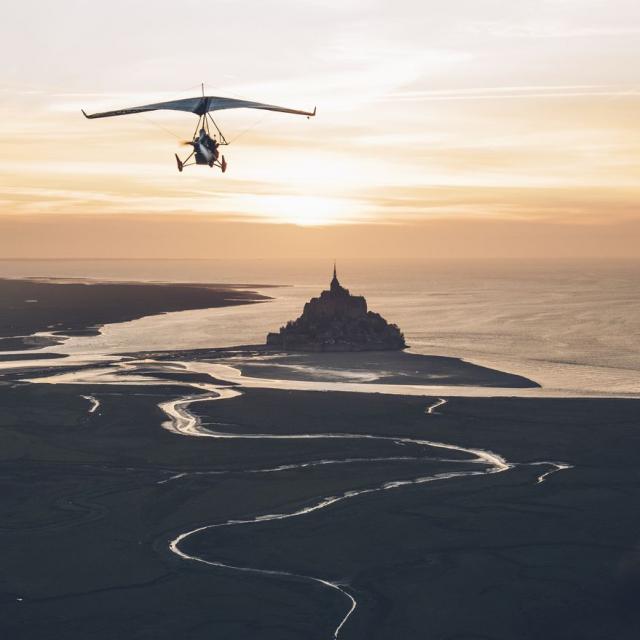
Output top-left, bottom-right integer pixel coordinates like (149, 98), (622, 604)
(1, 258), (639, 396)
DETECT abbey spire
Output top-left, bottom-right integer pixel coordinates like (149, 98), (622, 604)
(330, 260), (341, 292)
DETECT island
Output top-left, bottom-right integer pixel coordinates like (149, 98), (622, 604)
(266, 265), (406, 351)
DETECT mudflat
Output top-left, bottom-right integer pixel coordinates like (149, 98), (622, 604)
(0, 278), (271, 348)
(230, 347), (538, 387)
(1, 378), (639, 639)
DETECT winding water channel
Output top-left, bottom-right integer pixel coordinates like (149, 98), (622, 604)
(23, 356), (573, 637)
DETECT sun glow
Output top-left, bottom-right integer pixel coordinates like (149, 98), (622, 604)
(232, 194), (361, 226)
(2, 0), (640, 257)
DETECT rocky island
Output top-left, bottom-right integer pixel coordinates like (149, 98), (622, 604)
(266, 265), (406, 351)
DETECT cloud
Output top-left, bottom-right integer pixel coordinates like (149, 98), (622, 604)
(2, 0), (640, 248)
(466, 20), (640, 39)
(381, 85), (640, 103)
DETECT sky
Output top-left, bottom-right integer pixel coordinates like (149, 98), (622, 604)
(1, 0), (639, 259)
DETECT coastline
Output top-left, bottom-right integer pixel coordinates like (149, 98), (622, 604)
(0, 278), (272, 350)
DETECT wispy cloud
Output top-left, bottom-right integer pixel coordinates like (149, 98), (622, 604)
(381, 85), (640, 103)
(1, 0), (640, 247)
(466, 21), (640, 39)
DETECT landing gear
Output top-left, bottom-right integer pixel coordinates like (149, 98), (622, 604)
(175, 150), (228, 173)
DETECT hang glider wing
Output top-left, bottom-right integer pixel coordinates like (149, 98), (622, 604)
(82, 96), (316, 119)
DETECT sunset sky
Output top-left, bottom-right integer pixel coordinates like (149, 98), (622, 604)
(1, 0), (639, 259)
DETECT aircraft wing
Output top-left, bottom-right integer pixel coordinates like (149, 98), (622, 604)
(82, 96), (316, 119)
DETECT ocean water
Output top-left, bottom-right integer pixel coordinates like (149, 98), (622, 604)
(1, 258), (639, 395)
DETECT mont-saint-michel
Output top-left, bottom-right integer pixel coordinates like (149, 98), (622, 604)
(266, 265), (406, 352)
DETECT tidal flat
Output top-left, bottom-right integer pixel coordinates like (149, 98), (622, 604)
(0, 278), (271, 349)
(1, 278), (639, 639)
(1, 380), (639, 639)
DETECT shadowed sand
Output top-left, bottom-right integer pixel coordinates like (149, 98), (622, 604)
(236, 348), (538, 387)
(0, 381), (639, 639)
(142, 345), (539, 389)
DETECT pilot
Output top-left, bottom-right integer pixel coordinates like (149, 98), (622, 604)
(195, 128), (211, 150)
(194, 128), (219, 165)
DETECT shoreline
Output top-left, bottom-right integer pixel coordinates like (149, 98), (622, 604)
(0, 277), (545, 395)
(1, 275), (637, 397)
(0, 277), (272, 350)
